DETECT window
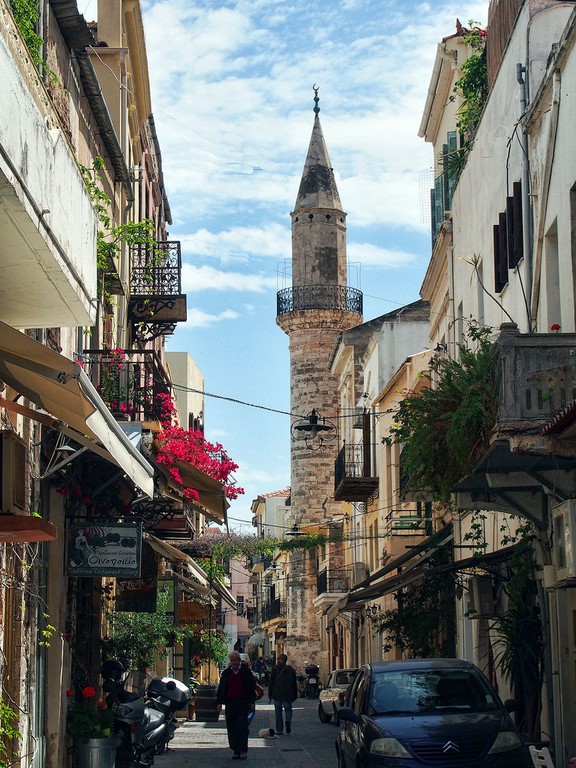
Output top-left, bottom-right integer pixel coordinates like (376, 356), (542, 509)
(237, 596), (245, 617)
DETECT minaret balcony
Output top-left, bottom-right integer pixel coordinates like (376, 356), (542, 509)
(277, 285), (363, 317)
(334, 442), (379, 502)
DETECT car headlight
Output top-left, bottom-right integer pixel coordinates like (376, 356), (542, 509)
(488, 731), (522, 753)
(370, 738), (412, 758)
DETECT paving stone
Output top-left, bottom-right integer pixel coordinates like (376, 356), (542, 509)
(158, 698), (338, 768)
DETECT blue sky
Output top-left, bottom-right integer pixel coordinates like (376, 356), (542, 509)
(82, 0), (488, 532)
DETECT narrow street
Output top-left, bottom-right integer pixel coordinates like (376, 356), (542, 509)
(157, 697), (338, 768)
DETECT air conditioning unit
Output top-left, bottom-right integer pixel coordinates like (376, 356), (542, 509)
(553, 500), (576, 580)
(0, 430), (27, 513)
(467, 575), (495, 618)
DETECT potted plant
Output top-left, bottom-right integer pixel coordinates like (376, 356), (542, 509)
(66, 686), (116, 768)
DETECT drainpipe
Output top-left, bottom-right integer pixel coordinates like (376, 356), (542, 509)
(529, 70), (561, 330)
(119, 49), (130, 348)
(516, 63), (534, 329)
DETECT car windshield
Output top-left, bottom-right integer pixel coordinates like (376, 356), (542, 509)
(369, 669), (500, 715)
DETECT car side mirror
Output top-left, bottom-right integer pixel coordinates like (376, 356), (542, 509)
(338, 707), (361, 724)
(503, 699), (517, 713)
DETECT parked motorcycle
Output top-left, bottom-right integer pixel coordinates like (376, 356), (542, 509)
(304, 664), (321, 699)
(101, 659), (168, 767)
(146, 675), (190, 753)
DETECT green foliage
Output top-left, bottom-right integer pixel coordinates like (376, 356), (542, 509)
(385, 322), (499, 502)
(491, 524), (543, 735)
(373, 552), (455, 658)
(277, 533), (330, 552)
(187, 627), (229, 673)
(67, 698), (113, 743)
(447, 23), (488, 179)
(101, 588), (178, 669)
(9, 0), (43, 68)
(0, 698), (21, 768)
(79, 159), (158, 294)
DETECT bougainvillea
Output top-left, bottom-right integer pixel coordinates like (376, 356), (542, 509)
(154, 392), (244, 501)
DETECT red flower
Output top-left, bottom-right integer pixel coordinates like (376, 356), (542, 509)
(550, 323), (561, 332)
(66, 689), (74, 697)
(97, 700), (107, 710)
(82, 686), (96, 698)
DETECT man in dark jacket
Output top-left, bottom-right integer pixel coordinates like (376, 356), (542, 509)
(268, 653), (298, 735)
(217, 651), (257, 758)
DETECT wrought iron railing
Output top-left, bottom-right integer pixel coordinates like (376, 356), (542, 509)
(82, 349), (172, 422)
(261, 598), (286, 621)
(335, 443), (376, 485)
(384, 507), (433, 537)
(130, 241), (182, 296)
(317, 568), (351, 595)
(277, 285), (363, 317)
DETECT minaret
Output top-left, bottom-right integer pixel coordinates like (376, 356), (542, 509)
(276, 89), (363, 666)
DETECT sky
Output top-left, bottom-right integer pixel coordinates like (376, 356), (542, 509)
(82, 0), (489, 533)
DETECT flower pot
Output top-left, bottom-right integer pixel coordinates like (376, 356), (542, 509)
(194, 684), (219, 722)
(76, 737), (117, 768)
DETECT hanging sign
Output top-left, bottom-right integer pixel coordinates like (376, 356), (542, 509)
(67, 521), (142, 577)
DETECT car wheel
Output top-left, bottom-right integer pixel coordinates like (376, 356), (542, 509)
(318, 703), (332, 723)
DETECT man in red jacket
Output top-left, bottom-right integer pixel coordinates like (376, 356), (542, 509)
(217, 651), (257, 759)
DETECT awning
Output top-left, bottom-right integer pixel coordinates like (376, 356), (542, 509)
(246, 630), (266, 647)
(144, 533), (236, 608)
(152, 444), (229, 525)
(0, 322), (154, 497)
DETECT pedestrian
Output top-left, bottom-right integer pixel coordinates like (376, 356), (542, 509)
(268, 652), (298, 735)
(217, 650), (257, 759)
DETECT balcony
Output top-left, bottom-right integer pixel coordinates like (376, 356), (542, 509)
(384, 508), (433, 537)
(0, 10), (97, 327)
(82, 349), (172, 423)
(128, 241), (187, 341)
(456, 325), (576, 524)
(250, 554), (272, 574)
(277, 285), (363, 317)
(317, 568), (351, 596)
(261, 598), (286, 622)
(334, 443), (379, 502)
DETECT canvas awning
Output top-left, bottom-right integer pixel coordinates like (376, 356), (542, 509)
(152, 443), (229, 525)
(0, 321), (154, 497)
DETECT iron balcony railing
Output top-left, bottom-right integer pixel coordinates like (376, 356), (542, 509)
(384, 507), (433, 537)
(130, 241), (182, 296)
(261, 598), (286, 622)
(82, 349), (172, 422)
(334, 442), (379, 502)
(317, 568), (351, 596)
(277, 285), (363, 317)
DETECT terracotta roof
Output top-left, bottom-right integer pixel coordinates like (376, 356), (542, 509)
(259, 488), (291, 499)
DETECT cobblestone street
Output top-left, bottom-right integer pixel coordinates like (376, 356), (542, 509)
(155, 697), (338, 768)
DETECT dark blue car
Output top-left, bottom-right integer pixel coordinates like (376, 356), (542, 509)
(336, 659), (532, 767)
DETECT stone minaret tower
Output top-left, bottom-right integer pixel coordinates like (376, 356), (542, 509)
(276, 90), (363, 667)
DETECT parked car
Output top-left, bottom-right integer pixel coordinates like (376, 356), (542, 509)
(336, 659), (532, 768)
(318, 668), (358, 724)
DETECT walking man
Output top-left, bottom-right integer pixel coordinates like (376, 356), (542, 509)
(217, 650), (257, 759)
(268, 653), (298, 735)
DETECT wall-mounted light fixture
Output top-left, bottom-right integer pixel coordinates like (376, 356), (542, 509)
(365, 604), (381, 619)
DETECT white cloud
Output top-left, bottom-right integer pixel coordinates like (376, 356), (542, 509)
(181, 264), (277, 293)
(181, 307), (240, 328)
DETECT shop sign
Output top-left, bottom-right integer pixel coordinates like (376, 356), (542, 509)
(67, 521), (142, 577)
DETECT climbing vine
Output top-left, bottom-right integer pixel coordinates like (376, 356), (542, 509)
(384, 322), (499, 502)
(446, 22), (488, 179)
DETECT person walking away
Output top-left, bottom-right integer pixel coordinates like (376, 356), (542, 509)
(217, 651), (257, 759)
(268, 653), (298, 735)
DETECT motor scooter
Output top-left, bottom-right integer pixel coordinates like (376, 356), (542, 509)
(146, 675), (190, 753)
(101, 660), (167, 767)
(304, 664), (321, 699)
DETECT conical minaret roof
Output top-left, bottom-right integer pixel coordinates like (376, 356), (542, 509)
(294, 93), (342, 211)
